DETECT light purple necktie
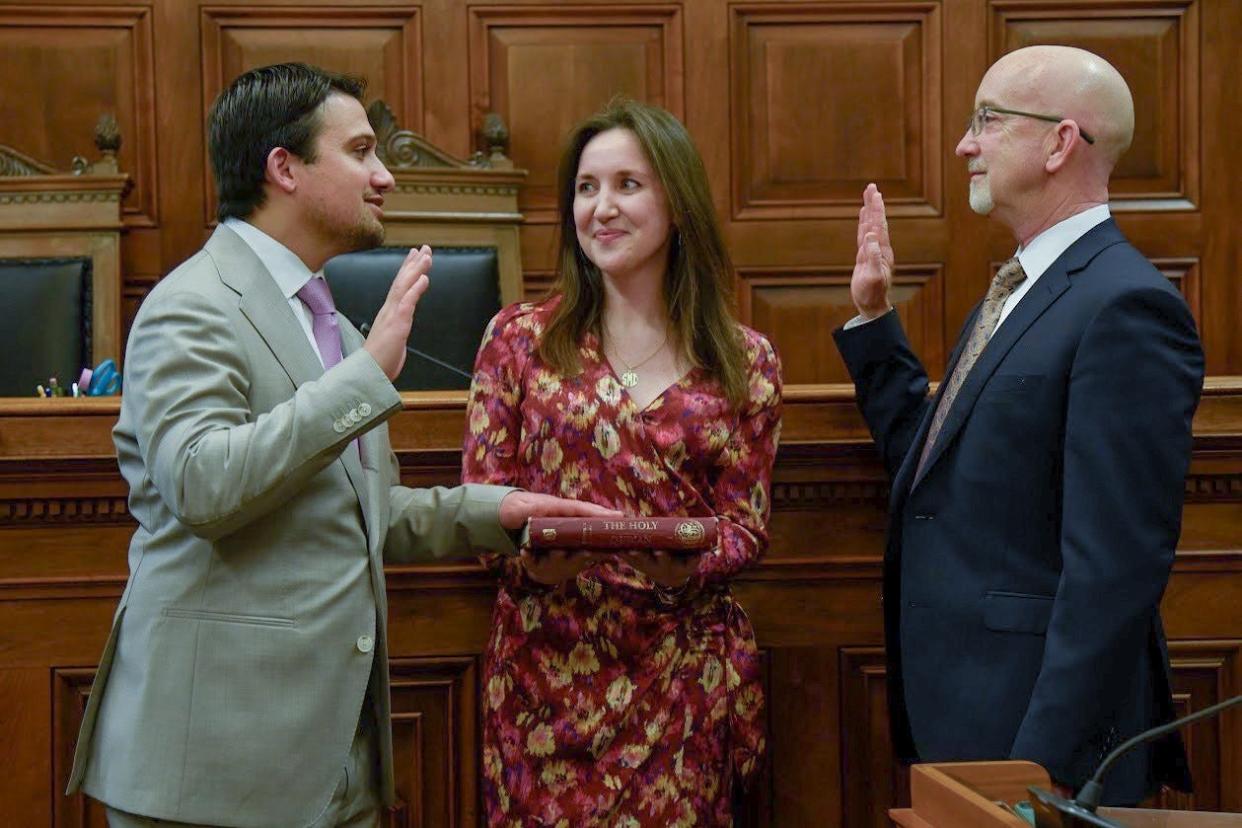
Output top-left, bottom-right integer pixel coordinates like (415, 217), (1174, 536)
(296, 277), (344, 369)
(297, 277), (363, 464)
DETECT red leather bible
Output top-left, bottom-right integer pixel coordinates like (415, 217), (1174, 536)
(523, 516), (718, 552)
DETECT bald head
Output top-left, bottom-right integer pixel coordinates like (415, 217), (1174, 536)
(982, 45), (1134, 168)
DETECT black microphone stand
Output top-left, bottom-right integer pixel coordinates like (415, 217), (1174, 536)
(1027, 693), (1242, 826)
(1076, 694), (1242, 811)
(353, 319), (474, 381)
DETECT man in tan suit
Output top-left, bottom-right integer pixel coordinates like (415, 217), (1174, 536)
(67, 62), (615, 827)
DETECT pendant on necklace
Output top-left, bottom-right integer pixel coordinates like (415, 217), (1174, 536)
(620, 370), (639, 388)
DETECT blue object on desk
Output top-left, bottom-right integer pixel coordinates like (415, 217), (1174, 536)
(79, 359), (122, 396)
(1014, 800), (1036, 825)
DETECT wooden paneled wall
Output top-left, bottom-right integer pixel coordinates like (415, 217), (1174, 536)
(1, 391), (1240, 826)
(1, 0), (1240, 826)
(0, 0), (1237, 381)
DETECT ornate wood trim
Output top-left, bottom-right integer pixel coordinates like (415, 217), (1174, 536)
(0, 144), (57, 176)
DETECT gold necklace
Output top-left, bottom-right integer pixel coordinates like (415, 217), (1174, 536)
(608, 329), (668, 388)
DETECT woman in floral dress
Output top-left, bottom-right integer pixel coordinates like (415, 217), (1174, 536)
(462, 99), (782, 827)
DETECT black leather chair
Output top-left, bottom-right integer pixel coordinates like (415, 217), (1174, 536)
(324, 246), (502, 391)
(0, 256), (92, 396)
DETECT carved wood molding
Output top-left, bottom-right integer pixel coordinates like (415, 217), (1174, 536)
(2, 470), (1241, 533)
(0, 187), (124, 207)
(771, 480), (890, 509)
(0, 495), (130, 525)
(1185, 473), (1242, 502)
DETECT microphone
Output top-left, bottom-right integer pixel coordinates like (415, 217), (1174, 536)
(348, 317), (474, 381)
(1028, 693), (1242, 825)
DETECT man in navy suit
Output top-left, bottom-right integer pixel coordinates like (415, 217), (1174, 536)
(833, 45), (1202, 805)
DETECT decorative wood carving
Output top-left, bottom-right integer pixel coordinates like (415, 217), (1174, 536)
(0, 126), (129, 373)
(0, 5), (156, 226)
(70, 114), (123, 179)
(361, 101), (528, 307)
(0, 144), (56, 177)
(369, 100), (459, 171)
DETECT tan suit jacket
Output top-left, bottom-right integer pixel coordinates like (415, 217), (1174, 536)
(67, 225), (516, 827)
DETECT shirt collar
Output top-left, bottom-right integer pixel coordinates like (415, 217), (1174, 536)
(223, 217), (323, 298)
(1016, 204), (1111, 280)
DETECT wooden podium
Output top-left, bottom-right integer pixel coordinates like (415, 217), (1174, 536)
(889, 761), (1242, 827)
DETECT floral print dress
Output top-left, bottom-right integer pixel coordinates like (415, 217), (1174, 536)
(462, 297), (782, 827)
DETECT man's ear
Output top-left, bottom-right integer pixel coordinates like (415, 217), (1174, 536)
(1044, 122), (1085, 173)
(265, 147), (298, 195)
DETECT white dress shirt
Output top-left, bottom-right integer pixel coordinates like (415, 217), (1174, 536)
(223, 217), (330, 367)
(846, 203), (1112, 335)
(998, 203), (1111, 331)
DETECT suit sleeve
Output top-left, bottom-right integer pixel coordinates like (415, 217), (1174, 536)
(1009, 286), (1203, 782)
(383, 481), (517, 563)
(833, 310), (934, 479)
(131, 288), (402, 541)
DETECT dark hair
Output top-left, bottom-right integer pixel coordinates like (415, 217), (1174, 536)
(208, 62), (366, 221)
(540, 98), (749, 408)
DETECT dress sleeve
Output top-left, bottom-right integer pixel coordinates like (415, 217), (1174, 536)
(697, 332), (783, 584)
(462, 305), (530, 487)
(462, 305), (534, 576)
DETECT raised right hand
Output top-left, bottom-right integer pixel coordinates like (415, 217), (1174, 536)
(364, 244), (432, 380)
(851, 183), (895, 320)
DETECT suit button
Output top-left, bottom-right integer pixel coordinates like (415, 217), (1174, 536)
(333, 420), (347, 433)
(355, 634), (374, 654)
(358, 402), (372, 417)
(348, 409), (361, 424)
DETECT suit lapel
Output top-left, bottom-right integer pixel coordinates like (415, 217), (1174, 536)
(907, 219), (1127, 492)
(910, 259), (1078, 492)
(884, 299), (982, 504)
(210, 227), (325, 388)
(209, 225), (374, 534)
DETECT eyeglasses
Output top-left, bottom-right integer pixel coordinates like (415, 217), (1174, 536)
(967, 105), (1095, 145)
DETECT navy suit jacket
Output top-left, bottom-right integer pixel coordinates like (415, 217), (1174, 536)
(834, 219), (1201, 805)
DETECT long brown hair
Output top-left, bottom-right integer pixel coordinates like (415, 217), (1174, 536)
(538, 98), (749, 408)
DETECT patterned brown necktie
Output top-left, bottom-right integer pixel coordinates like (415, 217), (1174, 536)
(914, 257), (1027, 479)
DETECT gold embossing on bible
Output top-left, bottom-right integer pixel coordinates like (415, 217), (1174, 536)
(675, 519), (706, 546)
(524, 517), (718, 552)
